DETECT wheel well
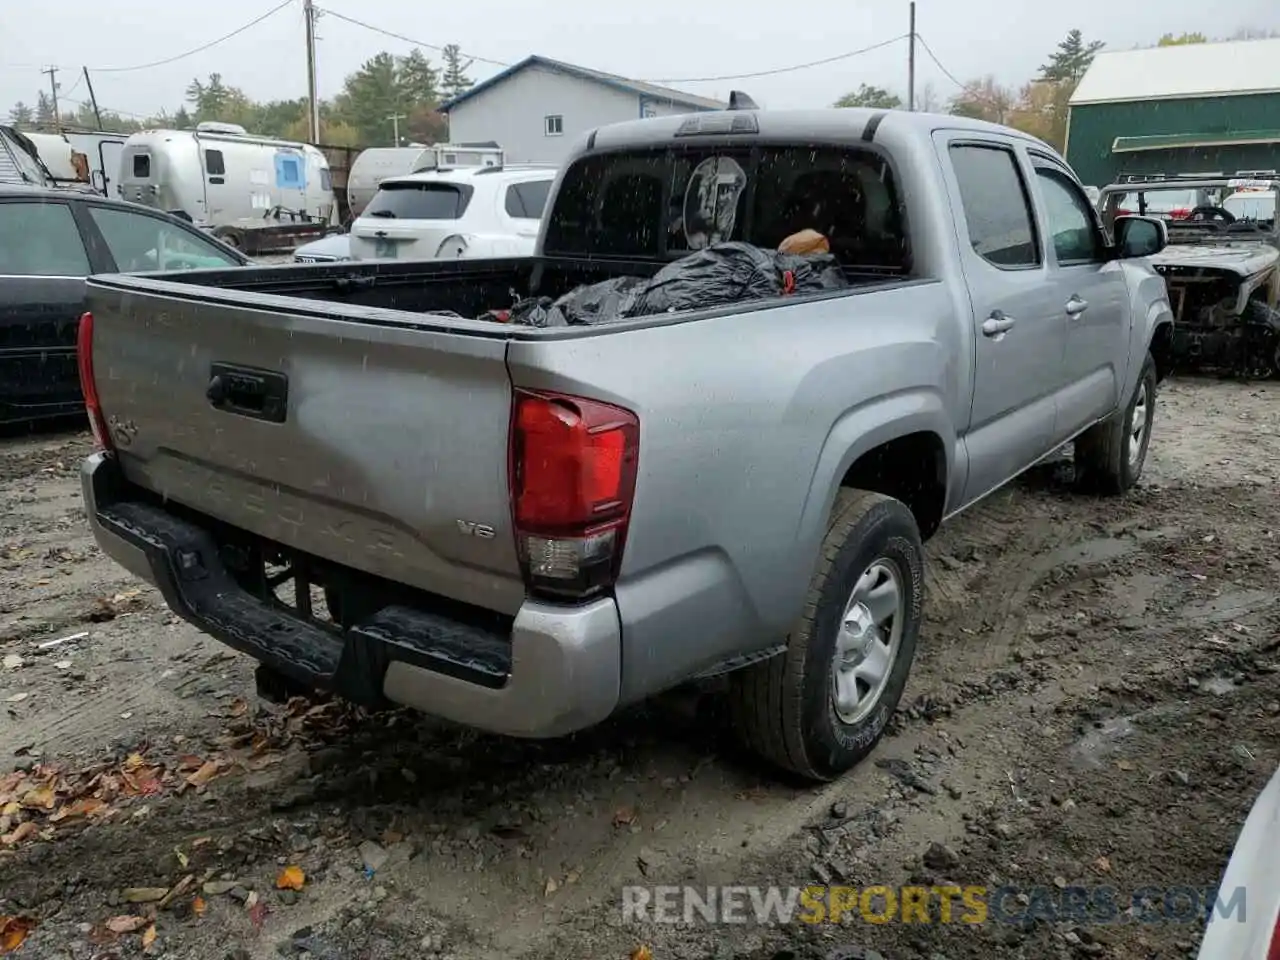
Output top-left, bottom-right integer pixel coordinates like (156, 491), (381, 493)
(840, 431), (947, 540)
(1150, 322), (1174, 383)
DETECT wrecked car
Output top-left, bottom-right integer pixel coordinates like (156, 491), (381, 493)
(1099, 176), (1280, 378)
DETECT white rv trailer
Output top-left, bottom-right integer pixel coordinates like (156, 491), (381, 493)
(117, 122), (337, 232)
(345, 143), (504, 220)
(64, 131), (129, 196)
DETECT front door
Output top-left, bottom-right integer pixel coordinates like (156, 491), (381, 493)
(936, 136), (1068, 503)
(0, 200), (94, 420)
(1027, 155), (1131, 436)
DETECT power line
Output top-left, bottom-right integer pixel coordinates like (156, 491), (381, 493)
(645, 35), (908, 83)
(316, 8), (909, 85)
(315, 9), (509, 67)
(914, 34), (966, 89)
(87, 0), (294, 73)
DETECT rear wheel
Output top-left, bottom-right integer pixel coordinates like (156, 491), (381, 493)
(1075, 352), (1157, 495)
(729, 490), (923, 781)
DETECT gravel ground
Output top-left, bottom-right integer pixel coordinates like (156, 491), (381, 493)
(0, 377), (1276, 960)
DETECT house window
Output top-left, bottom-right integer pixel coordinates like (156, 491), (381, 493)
(545, 115), (564, 137)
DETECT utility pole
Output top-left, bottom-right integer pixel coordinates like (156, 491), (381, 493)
(907, 2), (916, 111)
(41, 65), (61, 132)
(386, 113), (405, 145)
(303, 0), (320, 142)
(82, 68), (103, 130)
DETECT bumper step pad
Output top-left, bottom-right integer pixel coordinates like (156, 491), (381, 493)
(96, 501), (513, 706)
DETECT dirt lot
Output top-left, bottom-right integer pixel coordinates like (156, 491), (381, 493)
(1, 377), (1277, 960)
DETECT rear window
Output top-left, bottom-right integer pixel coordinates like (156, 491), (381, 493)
(543, 144), (908, 272)
(504, 179), (553, 219)
(363, 182), (474, 220)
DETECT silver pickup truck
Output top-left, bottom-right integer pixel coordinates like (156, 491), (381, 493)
(77, 109), (1174, 781)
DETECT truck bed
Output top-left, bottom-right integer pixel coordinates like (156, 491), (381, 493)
(119, 256), (666, 331)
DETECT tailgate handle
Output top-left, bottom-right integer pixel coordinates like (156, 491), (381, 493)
(207, 363), (288, 423)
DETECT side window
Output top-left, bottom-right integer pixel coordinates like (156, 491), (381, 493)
(949, 144), (1040, 268)
(132, 153), (151, 178)
(320, 168), (332, 192)
(205, 149), (226, 176)
(0, 202), (90, 276)
(504, 180), (552, 219)
(1034, 167), (1103, 264)
(87, 206), (242, 272)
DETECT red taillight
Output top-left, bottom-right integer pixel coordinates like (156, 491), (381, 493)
(509, 389), (639, 599)
(1169, 208), (1191, 220)
(76, 312), (113, 452)
(1268, 909), (1280, 960)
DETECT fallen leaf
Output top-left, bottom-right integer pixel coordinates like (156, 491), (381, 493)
(185, 760), (222, 788)
(244, 891), (259, 910)
(1, 822), (37, 846)
(177, 755), (205, 772)
(0, 803), (18, 817)
(229, 698), (248, 718)
(119, 712), (133, 720)
(276, 865), (306, 891)
(630, 946), (653, 960)
(106, 915), (149, 934)
(122, 887), (169, 904)
(612, 806), (637, 827)
(248, 900), (268, 929)
(141, 925), (157, 949)
(49, 797), (108, 822)
(122, 754), (147, 772)
(544, 877), (558, 897)
(1117, 760), (1135, 772)
(0, 916), (34, 953)
(53, 660), (72, 670)
(20, 784), (56, 810)
(192, 896), (207, 917)
(174, 847), (189, 869)
(1094, 855), (1113, 873)
(1, 655), (22, 671)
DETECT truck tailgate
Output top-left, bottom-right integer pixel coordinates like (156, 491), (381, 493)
(86, 281), (525, 614)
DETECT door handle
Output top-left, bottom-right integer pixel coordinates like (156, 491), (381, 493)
(1066, 296), (1089, 317)
(981, 312), (1016, 338)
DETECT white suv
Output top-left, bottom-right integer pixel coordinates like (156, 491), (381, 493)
(347, 165), (556, 261)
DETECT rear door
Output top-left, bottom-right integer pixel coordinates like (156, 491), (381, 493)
(349, 179), (475, 261)
(935, 135), (1068, 503)
(501, 176), (553, 249)
(78, 203), (247, 271)
(0, 198), (96, 421)
(1027, 153), (1130, 435)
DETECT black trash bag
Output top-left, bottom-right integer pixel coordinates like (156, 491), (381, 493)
(628, 242), (848, 318)
(552, 276), (649, 326)
(509, 295), (568, 328)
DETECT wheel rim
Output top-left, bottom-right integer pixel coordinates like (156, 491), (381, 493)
(1128, 381), (1149, 469)
(831, 559), (905, 725)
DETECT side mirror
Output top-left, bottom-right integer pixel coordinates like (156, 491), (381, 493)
(1114, 215), (1167, 258)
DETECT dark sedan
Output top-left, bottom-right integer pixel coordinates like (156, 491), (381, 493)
(0, 185), (250, 424)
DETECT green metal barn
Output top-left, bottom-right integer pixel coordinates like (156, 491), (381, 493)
(1066, 37), (1280, 187)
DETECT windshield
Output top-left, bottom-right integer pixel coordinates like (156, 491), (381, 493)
(544, 143), (909, 273)
(1099, 182), (1280, 241)
(362, 181), (474, 220)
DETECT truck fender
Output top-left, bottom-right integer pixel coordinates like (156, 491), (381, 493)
(1122, 274), (1174, 399)
(794, 389), (956, 577)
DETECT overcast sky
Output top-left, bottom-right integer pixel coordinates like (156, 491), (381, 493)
(2, 0), (1277, 121)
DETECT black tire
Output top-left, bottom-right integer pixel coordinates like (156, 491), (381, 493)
(728, 489), (924, 782)
(1075, 352), (1157, 495)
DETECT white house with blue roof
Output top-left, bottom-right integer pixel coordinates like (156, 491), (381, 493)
(438, 55), (726, 164)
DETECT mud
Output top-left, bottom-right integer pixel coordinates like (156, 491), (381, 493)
(0, 377), (1276, 960)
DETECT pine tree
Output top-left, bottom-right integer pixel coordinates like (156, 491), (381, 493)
(35, 92), (54, 129)
(8, 101), (34, 128)
(1037, 29), (1105, 87)
(441, 44), (473, 100)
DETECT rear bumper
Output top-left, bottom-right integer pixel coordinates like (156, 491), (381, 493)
(81, 452), (622, 738)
